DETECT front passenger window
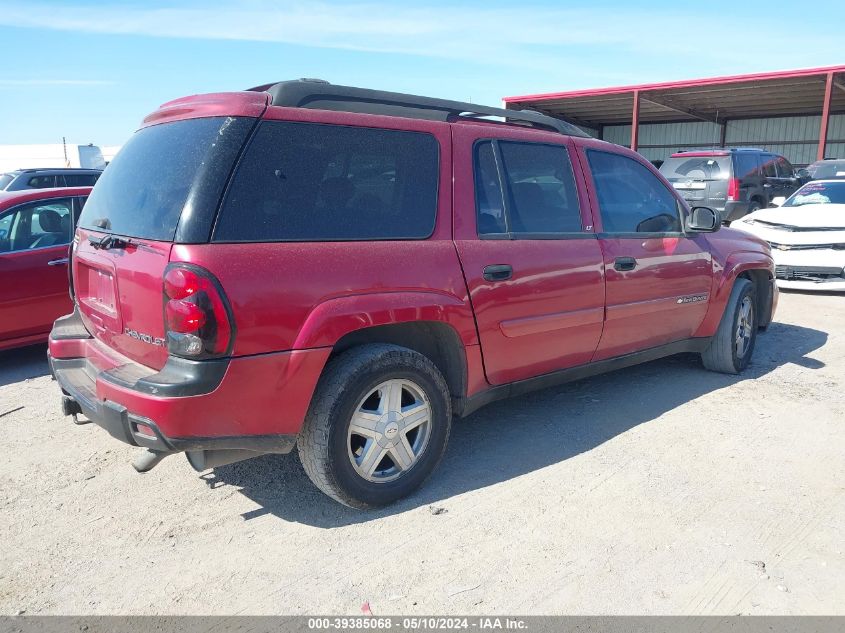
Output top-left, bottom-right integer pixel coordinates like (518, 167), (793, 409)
(587, 150), (682, 234)
(0, 199), (73, 253)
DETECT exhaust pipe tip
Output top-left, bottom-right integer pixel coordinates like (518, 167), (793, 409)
(132, 448), (170, 473)
(186, 449), (261, 471)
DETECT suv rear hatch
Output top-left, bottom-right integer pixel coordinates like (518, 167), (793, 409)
(660, 154), (731, 209)
(73, 115), (257, 370)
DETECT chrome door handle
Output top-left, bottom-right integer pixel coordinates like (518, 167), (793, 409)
(48, 258), (69, 266)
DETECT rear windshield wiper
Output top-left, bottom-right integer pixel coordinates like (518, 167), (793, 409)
(88, 234), (132, 250)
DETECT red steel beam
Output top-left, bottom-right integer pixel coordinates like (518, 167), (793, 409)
(631, 90), (640, 151)
(503, 64), (845, 104)
(818, 72), (834, 161)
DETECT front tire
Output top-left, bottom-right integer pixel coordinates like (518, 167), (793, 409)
(701, 278), (757, 374)
(298, 344), (451, 509)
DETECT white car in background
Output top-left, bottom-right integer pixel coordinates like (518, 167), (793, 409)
(733, 180), (845, 291)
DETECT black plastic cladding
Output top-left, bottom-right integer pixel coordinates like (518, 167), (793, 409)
(249, 79), (589, 138)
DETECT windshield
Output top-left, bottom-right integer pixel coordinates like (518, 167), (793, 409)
(783, 181), (845, 207)
(78, 116), (252, 241)
(806, 161), (845, 180)
(0, 173), (15, 190)
(659, 156), (730, 181)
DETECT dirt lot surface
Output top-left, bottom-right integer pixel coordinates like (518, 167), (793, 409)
(1, 291), (843, 615)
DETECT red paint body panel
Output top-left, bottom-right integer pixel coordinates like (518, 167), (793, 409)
(0, 187), (91, 349)
(73, 228), (173, 370)
(594, 237), (711, 359)
(451, 124), (605, 385)
(49, 334), (328, 437)
(140, 91), (269, 129)
(572, 139), (713, 359)
(171, 241), (477, 356)
(694, 229), (776, 338)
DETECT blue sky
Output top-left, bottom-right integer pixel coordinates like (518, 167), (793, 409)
(0, 0), (843, 146)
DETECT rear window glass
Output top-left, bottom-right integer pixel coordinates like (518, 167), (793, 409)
(807, 161), (845, 179)
(213, 121), (439, 242)
(659, 156), (730, 181)
(78, 117), (250, 241)
(0, 174), (14, 190)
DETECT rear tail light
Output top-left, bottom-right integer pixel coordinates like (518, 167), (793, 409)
(162, 264), (234, 358)
(727, 178), (740, 201)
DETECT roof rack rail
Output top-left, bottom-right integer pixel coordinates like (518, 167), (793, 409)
(248, 79), (588, 138)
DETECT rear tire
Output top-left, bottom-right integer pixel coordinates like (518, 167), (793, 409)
(748, 200), (761, 214)
(298, 344), (451, 509)
(701, 278), (757, 374)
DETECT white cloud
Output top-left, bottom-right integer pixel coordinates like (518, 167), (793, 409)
(0, 0), (838, 73)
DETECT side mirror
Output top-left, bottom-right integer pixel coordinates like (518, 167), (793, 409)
(770, 197), (786, 207)
(686, 206), (720, 232)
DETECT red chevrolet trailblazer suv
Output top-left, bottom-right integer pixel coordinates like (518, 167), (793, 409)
(49, 80), (777, 508)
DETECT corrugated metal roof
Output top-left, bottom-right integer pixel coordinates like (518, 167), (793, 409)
(504, 65), (845, 127)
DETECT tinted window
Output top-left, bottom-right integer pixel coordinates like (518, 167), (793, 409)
(0, 174), (14, 190)
(734, 153), (760, 179)
(215, 121), (439, 242)
(587, 150), (682, 233)
(64, 173), (99, 187)
(659, 156), (730, 181)
(474, 142), (507, 234)
(79, 117), (252, 241)
(761, 156), (778, 178)
(775, 156), (794, 178)
(0, 198), (72, 252)
(498, 142), (582, 233)
(28, 175), (56, 188)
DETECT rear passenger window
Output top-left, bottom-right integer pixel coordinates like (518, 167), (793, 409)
(734, 153), (760, 179)
(474, 140), (582, 236)
(587, 150), (682, 234)
(214, 121), (439, 242)
(474, 142), (507, 234)
(64, 174), (99, 186)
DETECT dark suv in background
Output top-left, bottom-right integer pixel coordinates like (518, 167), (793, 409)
(0, 168), (102, 192)
(659, 148), (800, 222)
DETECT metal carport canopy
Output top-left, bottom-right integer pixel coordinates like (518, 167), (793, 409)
(503, 64), (845, 160)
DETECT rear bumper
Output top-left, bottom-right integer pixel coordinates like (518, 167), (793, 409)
(49, 310), (331, 453)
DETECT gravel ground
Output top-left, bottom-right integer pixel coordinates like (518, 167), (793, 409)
(0, 290), (843, 615)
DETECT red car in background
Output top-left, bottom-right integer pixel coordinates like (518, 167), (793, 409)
(0, 187), (91, 350)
